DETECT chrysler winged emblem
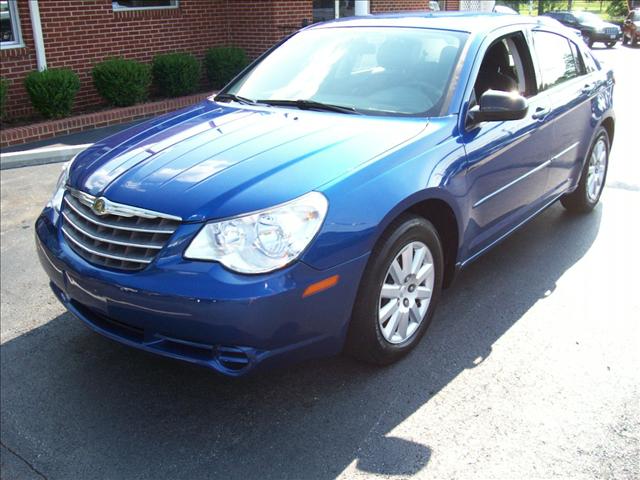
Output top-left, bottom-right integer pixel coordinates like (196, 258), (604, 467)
(92, 197), (107, 215)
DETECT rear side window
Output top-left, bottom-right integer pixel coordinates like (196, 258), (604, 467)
(569, 41), (586, 75)
(532, 31), (578, 91)
(581, 49), (599, 73)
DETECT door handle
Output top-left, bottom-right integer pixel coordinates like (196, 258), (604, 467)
(532, 106), (550, 120)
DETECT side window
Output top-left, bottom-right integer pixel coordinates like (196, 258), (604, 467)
(581, 49), (599, 73)
(473, 32), (535, 102)
(532, 31), (578, 91)
(569, 41), (586, 75)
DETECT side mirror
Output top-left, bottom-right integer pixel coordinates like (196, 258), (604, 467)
(468, 90), (528, 125)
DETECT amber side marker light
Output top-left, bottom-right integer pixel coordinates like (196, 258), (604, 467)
(302, 275), (340, 298)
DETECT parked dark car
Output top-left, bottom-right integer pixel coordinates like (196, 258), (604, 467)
(622, 9), (640, 46)
(543, 10), (622, 47)
(36, 13), (615, 376)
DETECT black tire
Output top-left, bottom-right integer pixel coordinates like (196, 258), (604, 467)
(583, 33), (594, 48)
(633, 36), (639, 47)
(345, 214), (444, 365)
(606, 41), (616, 48)
(560, 127), (610, 213)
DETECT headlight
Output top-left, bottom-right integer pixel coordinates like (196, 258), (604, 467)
(47, 159), (72, 211)
(184, 192), (328, 274)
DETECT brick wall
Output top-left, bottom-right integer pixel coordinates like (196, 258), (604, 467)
(370, 0), (429, 12)
(441, 0), (461, 10)
(1, 1), (38, 119)
(226, 1), (312, 59)
(1, 0), (230, 119)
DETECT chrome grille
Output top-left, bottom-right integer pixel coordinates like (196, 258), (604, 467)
(61, 189), (181, 271)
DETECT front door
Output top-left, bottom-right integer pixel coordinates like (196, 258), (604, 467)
(461, 31), (554, 261)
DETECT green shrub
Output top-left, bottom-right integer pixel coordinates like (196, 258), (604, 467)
(0, 78), (8, 119)
(24, 68), (80, 119)
(152, 52), (201, 97)
(204, 47), (248, 89)
(92, 58), (151, 107)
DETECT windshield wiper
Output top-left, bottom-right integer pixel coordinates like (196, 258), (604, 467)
(214, 93), (259, 105)
(256, 99), (359, 114)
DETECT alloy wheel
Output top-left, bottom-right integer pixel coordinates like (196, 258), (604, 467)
(586, 136), (607, 202)
(378, 241), (435, 344)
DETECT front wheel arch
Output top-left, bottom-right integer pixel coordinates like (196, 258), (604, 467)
(367, 194), (461, 290)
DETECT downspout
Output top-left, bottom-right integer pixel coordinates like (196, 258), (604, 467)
(354, 0), (370, 16)
(29, 0), (47, 71)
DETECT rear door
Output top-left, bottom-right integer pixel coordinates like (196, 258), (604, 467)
(530, 30), (595, 197)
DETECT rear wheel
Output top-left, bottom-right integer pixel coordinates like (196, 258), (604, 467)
(345, 214), (443, 365)
(560, 127), (609, 213)
(633, 35), (639, 47)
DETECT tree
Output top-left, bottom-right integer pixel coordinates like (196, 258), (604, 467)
(607, 0), (629, 18)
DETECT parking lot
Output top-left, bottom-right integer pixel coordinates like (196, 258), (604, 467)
(1, 44), (638, 480)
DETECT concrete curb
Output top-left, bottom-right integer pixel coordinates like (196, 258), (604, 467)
(0, 144), (92, 170)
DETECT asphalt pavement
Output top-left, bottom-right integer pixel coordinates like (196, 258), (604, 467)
(1, 45), (638, 480)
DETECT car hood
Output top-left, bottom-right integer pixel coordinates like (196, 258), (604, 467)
(583, 20), (618, 29)
(68, 100), (428, 222)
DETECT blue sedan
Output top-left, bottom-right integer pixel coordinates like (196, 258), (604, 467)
(36, 13), (615, 376)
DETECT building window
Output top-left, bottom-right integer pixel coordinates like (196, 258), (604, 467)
(112, 0), (179, 11)
(1, 0), (23, 49)
(313, 1), (361, 23)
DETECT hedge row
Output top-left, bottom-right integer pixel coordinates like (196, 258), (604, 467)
(14, 47), (248, 119)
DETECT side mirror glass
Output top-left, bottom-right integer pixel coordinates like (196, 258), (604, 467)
(468, 90), (529, 125)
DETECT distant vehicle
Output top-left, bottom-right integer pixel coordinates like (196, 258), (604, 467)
(543, 10), (622, 48)
(537, 15), (584, 41)
(622, 9), (640, 46)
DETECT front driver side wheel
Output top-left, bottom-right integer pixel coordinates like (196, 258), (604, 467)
(561, 127), (610, 213)
(345, 214), (443, 365)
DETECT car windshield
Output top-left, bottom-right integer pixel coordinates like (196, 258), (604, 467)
(575, 12), (602, 23)
(224, 27), (468, 116)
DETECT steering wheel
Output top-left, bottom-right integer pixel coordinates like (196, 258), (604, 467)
(405, 81), (440, 109)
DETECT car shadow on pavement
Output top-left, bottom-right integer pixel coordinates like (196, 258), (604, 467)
(0, 202), (602, 479)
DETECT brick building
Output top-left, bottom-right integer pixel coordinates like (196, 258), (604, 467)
(0, 0), (431, 120)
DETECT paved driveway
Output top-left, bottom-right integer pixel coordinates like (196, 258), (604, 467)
(1, 45), (638, 480)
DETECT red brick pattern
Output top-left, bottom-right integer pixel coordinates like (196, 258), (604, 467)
(0, 92), (209, 148)
(226, 1), (312, 59)
(370, 0), (430, 12)
(442, 0), (461, 10)
(1, 1), (38, 118)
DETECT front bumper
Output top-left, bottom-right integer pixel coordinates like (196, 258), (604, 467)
(36, 208), (368, 376)
(591, 31), (622, 42)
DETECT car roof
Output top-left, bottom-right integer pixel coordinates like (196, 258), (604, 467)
(306, 11), (543, 35)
